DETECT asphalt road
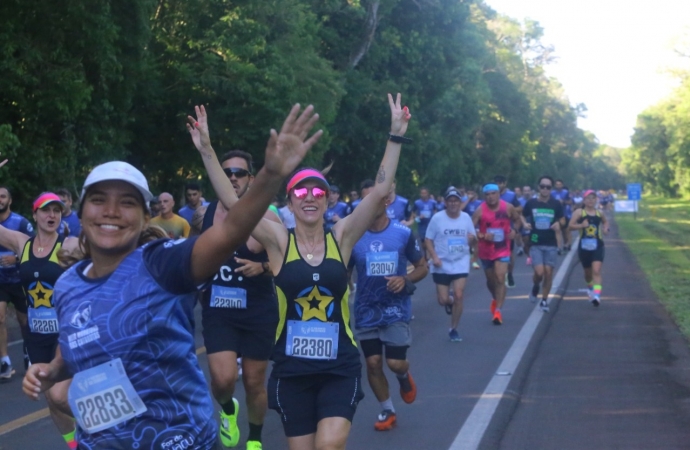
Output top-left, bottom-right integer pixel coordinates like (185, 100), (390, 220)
(2, 215), (690, 449)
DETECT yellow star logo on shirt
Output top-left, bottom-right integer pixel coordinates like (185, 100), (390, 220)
(295, 286), (334, 322)
(28, 281), (53, 309)
(585, 225), (597, 237)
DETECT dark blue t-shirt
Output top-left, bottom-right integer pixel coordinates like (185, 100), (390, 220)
(55, 238), (216, 449)
(349, 221), (421, 328)
(463, 199), (482, 216)
(413, 199), (437, 227)
(324, 201), (349, 230)
(62, 211), (82, 237)
(386, 195), (410, 222)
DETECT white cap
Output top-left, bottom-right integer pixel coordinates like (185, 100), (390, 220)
(81, 161), (154, 203)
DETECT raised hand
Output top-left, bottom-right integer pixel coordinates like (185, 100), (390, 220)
(186, 105), (212, 152)
(388, 93), (412, 136)
(263, 104), (322, 177)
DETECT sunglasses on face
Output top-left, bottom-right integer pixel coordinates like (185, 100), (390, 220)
(539, 184), (552, 189)
(223, 167), (250, 178)
(293, 186), (327, 199)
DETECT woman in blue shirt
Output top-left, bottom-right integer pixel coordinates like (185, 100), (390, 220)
(22, 104), (321, 450)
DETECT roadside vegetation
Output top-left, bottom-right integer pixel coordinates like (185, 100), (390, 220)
(616, 196), (690, 340)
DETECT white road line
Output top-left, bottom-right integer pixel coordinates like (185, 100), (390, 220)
(448, 238), (579, 450)
(8, 339), (22, 347)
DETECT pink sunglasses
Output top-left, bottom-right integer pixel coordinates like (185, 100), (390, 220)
(293, 186), (327, 199)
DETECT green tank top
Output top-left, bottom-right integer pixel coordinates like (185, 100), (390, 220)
(271, 229), (361, 378)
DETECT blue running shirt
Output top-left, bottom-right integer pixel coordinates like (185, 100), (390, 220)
(386, 195), (410, 222)
(349, 221), (422, 329)
(55, 238), (216, 449)
(0, 212), (33, 284)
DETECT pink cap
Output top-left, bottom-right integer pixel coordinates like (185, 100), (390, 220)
(583, 190), (596, 198)
(33, 192), (65, 212)
(286, 169), (330, 192)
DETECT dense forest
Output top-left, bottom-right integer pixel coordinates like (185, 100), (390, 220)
(0, 0), (624, 210)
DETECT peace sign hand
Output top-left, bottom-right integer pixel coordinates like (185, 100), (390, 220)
(388, 93), (412, 136)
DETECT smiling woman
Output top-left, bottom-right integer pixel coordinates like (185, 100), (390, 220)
(21, 102), (320, 450)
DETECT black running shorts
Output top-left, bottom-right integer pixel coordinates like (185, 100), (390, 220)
(0, 283), (27, 314)
(268, 373), (364, 437)
(578, 246), (605, 269)
(202, 313), (277, 360)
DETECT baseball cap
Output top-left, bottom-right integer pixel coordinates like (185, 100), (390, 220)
(80, 161), (154, 203)
(445, 189), (462, 200)
(583, 189), (596, 198)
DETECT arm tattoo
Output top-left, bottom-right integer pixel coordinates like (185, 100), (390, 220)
(376, 166), (386, 184)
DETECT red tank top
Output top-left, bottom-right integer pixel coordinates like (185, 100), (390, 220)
(477, 200), (512, 260)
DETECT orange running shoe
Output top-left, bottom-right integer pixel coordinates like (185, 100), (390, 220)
(493, 309), (503, 325)
(400, 372), (417, 404)
(490, 299), (497, 315)
(375, 410), (397, 431)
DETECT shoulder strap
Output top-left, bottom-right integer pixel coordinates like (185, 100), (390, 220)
(200, 201), (218, 233)
(20, 238), (32, 264)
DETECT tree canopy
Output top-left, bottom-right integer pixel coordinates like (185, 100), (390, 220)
(1, 0), (622, 213)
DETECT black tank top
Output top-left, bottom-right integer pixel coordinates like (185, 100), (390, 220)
(200, 201), (278, 324)
(271, 229), (361, 378)
(19, 235), (65, 343)
(578, 209), (604, 250)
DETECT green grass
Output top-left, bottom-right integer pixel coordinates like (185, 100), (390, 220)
(616, 196), (690, 339)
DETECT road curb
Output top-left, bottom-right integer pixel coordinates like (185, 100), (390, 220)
(478, 250), (581, 450)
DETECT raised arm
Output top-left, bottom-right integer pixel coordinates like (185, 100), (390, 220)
(0, 225), (30, 256)
(189, 104), (322, 283)
(334, 93), (411, 254)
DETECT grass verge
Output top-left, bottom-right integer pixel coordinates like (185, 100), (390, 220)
(616, 196), (690, 340)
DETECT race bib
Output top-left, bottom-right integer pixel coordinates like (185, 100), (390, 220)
(535, 217), (551, 230)
(419, 210), (431, 219)
(447, 237), (467, 254)
(366, 252), (398, 276)
(286, 320), (339, 360)
(487, 228), (505, 242)
(210, 285), (247, 309)
(28, 308), (59, 334)
(69, 358), (147, 434)
(581, 238), (598, 251)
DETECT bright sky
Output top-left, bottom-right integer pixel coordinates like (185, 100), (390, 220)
(484, 0), (690, 148)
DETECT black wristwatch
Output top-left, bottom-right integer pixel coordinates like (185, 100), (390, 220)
(388, 134), (413, 144)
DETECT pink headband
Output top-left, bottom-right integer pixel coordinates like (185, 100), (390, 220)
(286, 169), (330, 192)
(33, 192), (65, 212)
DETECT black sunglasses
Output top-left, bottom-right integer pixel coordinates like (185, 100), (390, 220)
(223, 167), (250, 178)
(539, 184), (552, 189)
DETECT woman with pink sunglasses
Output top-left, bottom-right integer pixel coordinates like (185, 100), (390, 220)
(189, 94), (411, 450)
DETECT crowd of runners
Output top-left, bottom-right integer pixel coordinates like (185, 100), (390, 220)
(0, 94), (615, 449)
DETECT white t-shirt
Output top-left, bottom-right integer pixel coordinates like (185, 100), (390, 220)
(425, 211), (475, 274)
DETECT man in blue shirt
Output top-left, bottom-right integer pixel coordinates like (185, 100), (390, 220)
(56, 188), (81, 237)
(411, 187), (437, 257)
(495, 175), (522, 288)
(0, 186), (34, 378)
(178, 181), (210, 226)
(324, 184), (349, 230)
(349, 185), (427, 432)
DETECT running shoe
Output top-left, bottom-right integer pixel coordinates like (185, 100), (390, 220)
(529, 292), (538, 303)
(540, 300), (549, 312)
(506, 273), (515, 288)
(246, 441), (262, 450)
(449, 329), (462, 342)
(445, 304), (452, 315)
(557, 248), (562, 256)
(0, 361), (13, 379)
(399, 372), (417, 404)
(492, 310), (503, 325)
(490, 299), (497, 315)
(591, 295), (600, 307)
(375, 410), (397, 431)
(219, 398), (240, 448)
(587, 288), (594, 301)
(526, 257), (532, 266)
(516, 248), (524, 256)
(472, 261), (480, 270)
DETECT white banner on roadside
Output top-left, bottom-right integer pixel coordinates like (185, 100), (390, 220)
(615, 200), (638, 212)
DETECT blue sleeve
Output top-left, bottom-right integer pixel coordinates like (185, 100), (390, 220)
(143, 237), (202, 294)
(20, 217), (35, 236)
(511, 194), (520, 208)
(405, 231), (423, 264)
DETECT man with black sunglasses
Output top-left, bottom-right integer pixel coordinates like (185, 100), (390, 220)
(198, 149), (282, 449)
(522, 175), (564, 312)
